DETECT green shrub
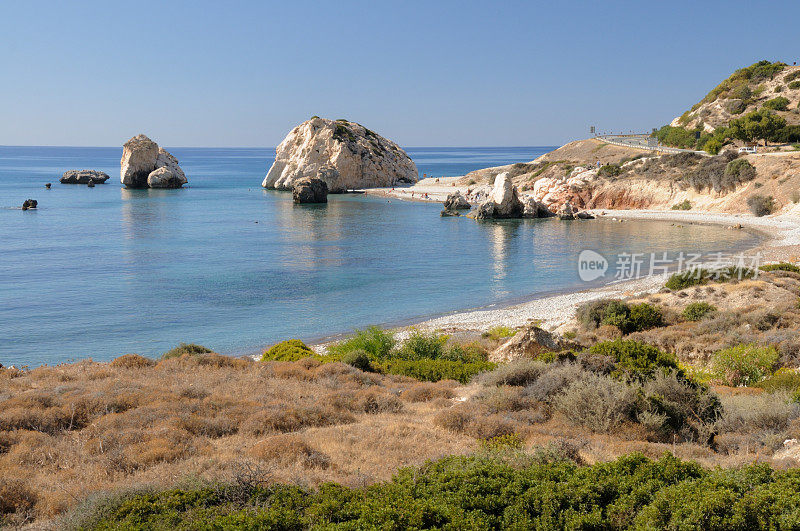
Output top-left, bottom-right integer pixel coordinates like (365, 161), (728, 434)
(724, 158), (756, 183)
(374, 358), (494, 384)
(598, 163), (623, 178)
(260, 339), (313, 361)
(682, 302), (717, 322)
(162, 343), (215, 359)
(587, 340), (681, 383)
(590, 301), (662, 334)
(628, 303), (664, 332)
(665, 266), (756, 290)
(703, 138), (722, 154)
(396, 330), (448, 360)
(785, 70), (800, 83)
(789, 80), (800, 90)
(754, 367), (800, 393)
(763, 96), (790, 111)
(747, 194), (775, 216)
(481, 326), (516, 341)
(671, 199), (692, 210)
(328, 326), (396, 359)
(652, 125), (697, 149)
(760, 262), (800, 273)
(712, 343), (779, 386)
(575, 299), (616, 329)
(80, 452), (800, 530)
(443, 342), (489, 363)
(340, 350), (372, 372)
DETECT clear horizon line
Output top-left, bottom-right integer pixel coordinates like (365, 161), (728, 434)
(0, 143), (563, 150)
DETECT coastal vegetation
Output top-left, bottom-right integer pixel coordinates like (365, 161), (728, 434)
(65, 452), (800, 530)
(6, 268), (800, 526)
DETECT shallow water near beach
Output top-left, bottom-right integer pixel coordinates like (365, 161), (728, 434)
(0, 146), (759, 366)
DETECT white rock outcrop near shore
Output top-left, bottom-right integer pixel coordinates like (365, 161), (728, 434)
(120, 134), (187, 189)
(533, 167), (598, 209)
(262, 117), (418, 193)
(468, 172), (524, 219)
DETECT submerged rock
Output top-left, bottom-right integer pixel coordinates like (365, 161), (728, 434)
(292, 177), (328, 204)
(61, 170), (110, 185)
(120, 134), (187, 189)
(262, 117), (418, 193)
(576, 210), (595, 220)
(45, 183), (51, 189)
(22, 199), (37, 210)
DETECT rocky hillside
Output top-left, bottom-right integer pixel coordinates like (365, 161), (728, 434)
(443, 137), (800, 215)
(653, 61), (800, 153)
(672, 61), (800, 133)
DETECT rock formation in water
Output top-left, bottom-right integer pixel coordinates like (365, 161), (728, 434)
(61, 170), (110, 185)
(292, 177), (328, 204)
(468, 173), (525, 219)
(262, 117), (418, 193)
(120, 134), (187, 189)
(444, 191), (471, 210)
(21, 199), (37, 211)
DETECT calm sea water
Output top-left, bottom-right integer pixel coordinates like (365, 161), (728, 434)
(0, 146), (759, 366)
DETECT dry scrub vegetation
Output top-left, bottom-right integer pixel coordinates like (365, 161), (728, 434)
(6, 269), (800, 527)
(0, 354), (469, 526)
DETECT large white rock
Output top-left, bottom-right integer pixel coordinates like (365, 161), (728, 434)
(262, 117), (418, 193)
(468, 172), (524, 219)
(120, 134), (187, 189)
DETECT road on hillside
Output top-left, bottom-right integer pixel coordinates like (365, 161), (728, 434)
(597, 134), (706, 155)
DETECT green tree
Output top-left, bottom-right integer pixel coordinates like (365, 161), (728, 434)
(728, 109), (786, 144)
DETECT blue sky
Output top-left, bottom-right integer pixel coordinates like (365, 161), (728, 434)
(2, 0), (800, 147)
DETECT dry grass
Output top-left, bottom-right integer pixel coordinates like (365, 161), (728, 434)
(0, 353), (467, 525)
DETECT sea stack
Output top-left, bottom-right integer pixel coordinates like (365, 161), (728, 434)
(262, 117), (418, 193)
(120, 134), (187, 189)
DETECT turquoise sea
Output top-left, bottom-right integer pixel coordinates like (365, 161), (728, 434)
(0, 146), (759, 366)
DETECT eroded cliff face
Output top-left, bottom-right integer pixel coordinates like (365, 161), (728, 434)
(263, 117), (418, 193)
(452, 138), (800, 215)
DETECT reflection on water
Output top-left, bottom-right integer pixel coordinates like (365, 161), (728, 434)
(0, 145), (763, 366)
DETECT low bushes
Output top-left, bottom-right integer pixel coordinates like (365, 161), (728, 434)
(587, 339), (681, 382)
(671, 199), (692, 210)
(325, 328), (492, 383)
(664, 266), (756, 290)
(110, 354), (155, 368)
(161, 343), (215, 359)
(261, 339), (313, 362)
(553, 372), (635, 432)
(327, 326), (396, 359)
(575, 299), (663, 334)
(754, 367), (800, 393)
(748, 194), (775, 216)
(598, 163), (623, 178)
(761, 262), (800, 273)
(481, 326), (516, 341)
(374, 358), (494, 384)
(763, 96), (790, 111)
(75, 453), (800, 530)
(712, 343), (779, 386)
(682, 302), (717, 321)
